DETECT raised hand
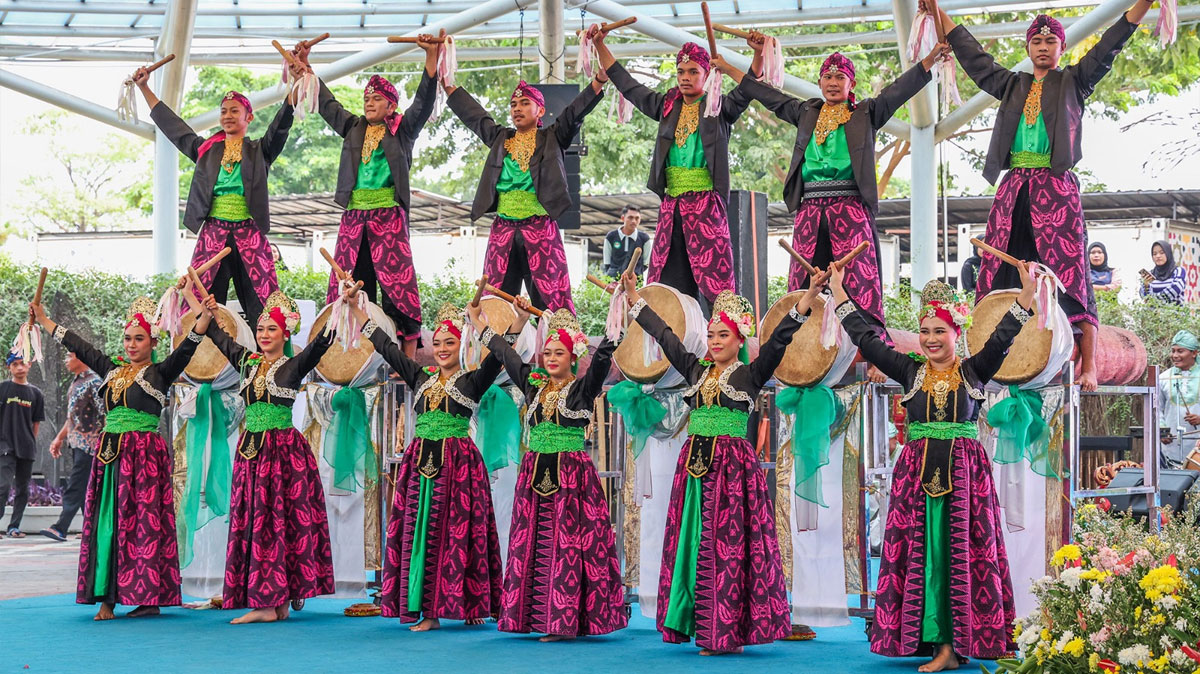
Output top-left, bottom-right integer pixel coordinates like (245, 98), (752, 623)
(587, 23), (605, 43)
(466, 301), (487, 333)
(417, 31), (441, 53)
(292, 41), (313, 69)
(796, 267), (832, 315)
(921, 41), (952, 71)
(131, 66), (151, 87)
(512, 295), (533, 322)
(1016, 259), (1036, 310)
(828, 264), (850, 306)
(746, 29), (768, 52)
(620, 271), (642, 307)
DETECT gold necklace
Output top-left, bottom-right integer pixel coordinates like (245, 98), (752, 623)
(814, 102), (852, 145)
(425, 376), (448, 411)
(252, 358), (279, 399)
(362, 123), (385, 164)
(674, 101), (700, 148)
(109, 362), (151, 404)
(921, 362), (963, 422)
(504, 129), (537, 172)
(1022, 78), (1044, 127)
(221, 135), (243, 173)
(699, 367), (721, 408)
(540, 378), (568, 412)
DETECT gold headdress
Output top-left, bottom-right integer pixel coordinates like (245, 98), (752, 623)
(919, 280), (972, 332)
(124, 296), (161, 337)
(433, 302), (465, 337)
(262, 290), (302, 335)
(709, 290), (756, 339)
(543, 308), (588, 359)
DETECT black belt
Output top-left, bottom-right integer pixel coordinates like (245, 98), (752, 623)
(803, 180), (860, 200)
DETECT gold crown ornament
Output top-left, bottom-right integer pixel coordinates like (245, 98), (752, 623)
(709, 290), (756, 338)
(544, 308), (589, 358)
(126, 296), (159, 324)
(262, 290), (302, 334)
(919, 280), (972, 331)
(434, 302), (465, 333)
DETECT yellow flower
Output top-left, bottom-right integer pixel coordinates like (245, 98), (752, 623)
(1140, 565), (1182, 601)
(1014, 623), (1023, 638)
(1089, 653), (1100, 671)
(1136, 606), (1143, 622)
(1064, 637), (1086, 657)
(1052, 544), (1083, 568)
(1081, 569), (1112, 582)
(1149, 614), (1166, 626)
(1042, 628), (1053, 643)
(1080, 503), (1099, 514)
(1147, 654), (1169, 672)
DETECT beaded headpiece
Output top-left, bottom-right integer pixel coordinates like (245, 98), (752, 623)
(709, 290), (755, 340)
(676, 42), (711, 71)
(919, 280), (972, 335)
(433, 302), (464, 340)
(365, 75), (399, 104)
(125, 296), (159, 338)
(222, 91), (253, 114)
(544, 308), (588, 359)
(1026, 15), (1065, 43)
(262, 290), (301, 337)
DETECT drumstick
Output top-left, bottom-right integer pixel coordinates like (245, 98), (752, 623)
(624, 248), (643, 276)
(712, 23), (753, 39)
(927, 0), (948, 43)
(186, 266), (210, 300)
(833, 241), (870, 270)
(180, 279), (204, 315)
(145, 54), (176, 73)
(484, 285), (546, 318)
(970, 237), (1024, 271)
(701, 2), (719, 59)
(387, 36), (448, 43)
(272, 40), (298, 67)
(778, 239), (819, 276)
(303, 33), (330, 48)
(319, 247), (349, 280)
(28, 267), (47, 326)
(470, 277), (487, 308)
(193, 247), (231, 276)
(587, 274), (614, 294)
(575, 17), (638, 36)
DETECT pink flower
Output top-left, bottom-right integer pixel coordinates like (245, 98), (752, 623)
(1089, 627), (1110, 648)
(1096, 546), (1121, 571)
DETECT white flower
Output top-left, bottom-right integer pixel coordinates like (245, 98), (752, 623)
(1155, 595), (1179, 611)
(1060, 566), (1084, 590)
(1171, 649), (1191, 666)
(1117, 644), (1152, 666)
(1055, 631), (1076, 651)
(1016, 625), (1041, 649)
(1176, 618), (1189, 631)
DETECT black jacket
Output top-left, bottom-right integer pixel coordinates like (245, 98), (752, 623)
(319, 72), (437, 211)
(605, 62), (754, 202)
(151, 100), (294, 234)
(738, 65), (931, 214)
(448, 84), (604, 221)
(948, 15), (1137, 184)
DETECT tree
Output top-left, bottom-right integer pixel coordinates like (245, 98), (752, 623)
(15, 110), (152, 232)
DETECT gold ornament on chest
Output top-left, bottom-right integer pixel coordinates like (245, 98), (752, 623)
(253, 359), (279, 399)
(108, 363), (150, 404)
(504, 129), (537, 172)
(699, 368), (721, 408)
(675, 101), (700, 148)
(424, 377), (448, 411)
(921, 363), (963, 422)
(362, 123), (385, 164)
(221, 135), (243, 174)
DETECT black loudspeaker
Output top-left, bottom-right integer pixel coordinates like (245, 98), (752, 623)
(727, 190), (769, 322)
(533, 83), (582, 230)
(1105, 469), (1200, 521)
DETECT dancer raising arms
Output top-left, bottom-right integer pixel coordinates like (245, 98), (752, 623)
(445, 68), (610, 313)
(830, 261), (1037, 672)
(293, 33), (444, 356)
(343, 290), (523, 631)
(133, 60), (304, 328)
(465, 300), (627, 642)
(590, 28), (764, 306)
(925, 0), (1155, 391)
(197, 291), (336, 624)
(31, 297), (210, 621)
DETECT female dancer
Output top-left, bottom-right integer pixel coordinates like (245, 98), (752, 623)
(618, 276), (822, 654)
(32, 297), (209, 620)
(465, 301), (627, 641)
(829, 262), (1035, 672)
(197, 290), (335, 624)
(344, 293), (522, 631)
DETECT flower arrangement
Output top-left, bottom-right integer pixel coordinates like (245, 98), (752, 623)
(996, 503), (1200, 674)
(528, 368), (550, 387)
(423, 366), (438, 376)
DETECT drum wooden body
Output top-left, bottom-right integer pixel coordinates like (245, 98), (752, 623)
(760, 292), (853, 388)
(176, 306), (251, 384)
(966, 290), (1071, 387)
(310, 302), (396, 385)
(614, 284), (704, 386)
(477, 295), (518, 361)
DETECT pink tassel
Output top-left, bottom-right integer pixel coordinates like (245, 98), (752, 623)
(154, 287), (184, 339)
(939, 58), (963, 107)
(1034, 267), (1056, 332)
(642, 329), (663, 368)
(433, 37), (458, 118)
(324, 280), (367, 352)
(701, 68), (723, 118)
(461, 319), (483, 370)
(11, 324), (43, 366)
(605, 289), (628, 342)
(908, 11), (961, 108)
(610, 91), (633, 124)
(762, 36), (785, 89)
(576, 31), (595, 80)
(820, 296), (839, 349)
(1156, 0), (1177, 46)
(288, 71), (319, 120)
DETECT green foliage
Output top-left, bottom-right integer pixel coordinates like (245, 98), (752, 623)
(883, 278), (920, 333)
(276, 267), (331, 307)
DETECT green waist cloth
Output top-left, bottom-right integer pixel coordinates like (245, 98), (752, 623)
(686, 405), (748, 439)
(347, 187), (398, 211)
(528, 422), (586, 454)
(801, 125), (854, 183)
(1010, 108), (1050, 168)
(208, 194), (251, 222)
(323, 386), (377, 493)
(987, 385), (1058, 478)
(103, 406), (159, 434)
(776, 385), (842, 508)
(414, 409), (470, 441)
(497, 190), (547, 220)
(908, 421), (978, 441)
(663, 475), (701, 636)
(1010, 151), (1051, 169)
(607, 380), (667, 459)
(665, 166), (714, 198)
(244, 401), (292, 433)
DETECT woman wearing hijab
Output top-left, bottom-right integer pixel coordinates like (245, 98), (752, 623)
(1087, 242), (1121, 292)
(1139, 240), (1186, 305)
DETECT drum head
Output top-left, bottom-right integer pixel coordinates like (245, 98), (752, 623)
(478, 296), (516, 361)
(177, 306), (242, 383)
(614, 284), (688, 384)
(966, 291), (1052, 384)
(761, 292), (838, 388)
(310, 305), (376, 385)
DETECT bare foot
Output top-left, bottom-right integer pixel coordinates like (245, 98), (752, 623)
(94, 603), (115, 621)
(918, 644), (960, 672)
(866, 364), (888, 384)
(231, 608), (278, 624)
(126, 605), (160, 618)
(1077, 368), (1098, 392)
(275, 605), (290, 621)
(409, 617), (441, 632)
(539, 634), (576, 643)
(465, 617), (485, 626)
(699, 647), (743, 656)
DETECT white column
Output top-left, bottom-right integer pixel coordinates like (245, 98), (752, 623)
(539, 0), (565, 83)
(908, 122), (937, 290)
(152, 130), (179, 276)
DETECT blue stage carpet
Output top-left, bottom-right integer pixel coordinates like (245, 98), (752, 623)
(0, 594), (956, 673)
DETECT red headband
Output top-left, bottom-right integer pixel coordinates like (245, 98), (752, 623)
(712, 311), (745, 341)
(921, 302), (961, 336)
(546, 329), (577, 358)
(266, 307), (291, 338)
(222, 90), (253, 114)
(125, 313), (153, 339)
(434, 321), (462, 340)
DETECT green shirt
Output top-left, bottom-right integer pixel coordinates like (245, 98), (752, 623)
(347, 144), (398, 211)
(665, 121), (713, 197)
(801, 126), (854, 183)
(212, 162), (245, 197)
(1010, 91), (1051, 169)
(496, 156), (548, 220)
(208, 162), (251, 221)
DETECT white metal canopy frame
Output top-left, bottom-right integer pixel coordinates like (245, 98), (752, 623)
(0, 0), (1188, 280)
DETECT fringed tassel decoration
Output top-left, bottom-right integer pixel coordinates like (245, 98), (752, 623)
(116, 79), (139, 123)
(1156, 0), (1178, 46)
(762, 36), (786, 89)
(701, 68), (723, 118)
(324, 280), (367, 351)
(461, 317), (484, 371)
(154, 286), (185, 339)
(819, 296), (840, 349)
(610, 90), (634, 124)
(11, 323), (43, 366)
(604, 289), (628, 343)
(907, 10), (962, 108)
(433, 36), (458, 118)
(282, 61), (320, 120)
(576, 31), (596, 80)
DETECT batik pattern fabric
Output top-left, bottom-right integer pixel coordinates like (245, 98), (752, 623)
(648, 191), (735, 303)
(974, 167), (1095, 326)
(380, 435), (503, 622)
(324, 206), (422, 337)
(76, 430), (181, 607)
(788, 196), (884, 326)
(221, 427), (335, 609)
(193, 217), (280, 325)
(483, 214), (574, 313)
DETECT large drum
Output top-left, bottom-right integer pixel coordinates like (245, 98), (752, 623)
(966, 289), (1072, 388)
(176, 305), (253, 385)
(614, 283), (705, 387)
(309, 301), (398, 386)
(760, 292), (855, 388)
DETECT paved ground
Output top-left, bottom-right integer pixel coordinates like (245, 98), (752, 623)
(0, 536), (81, 600)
